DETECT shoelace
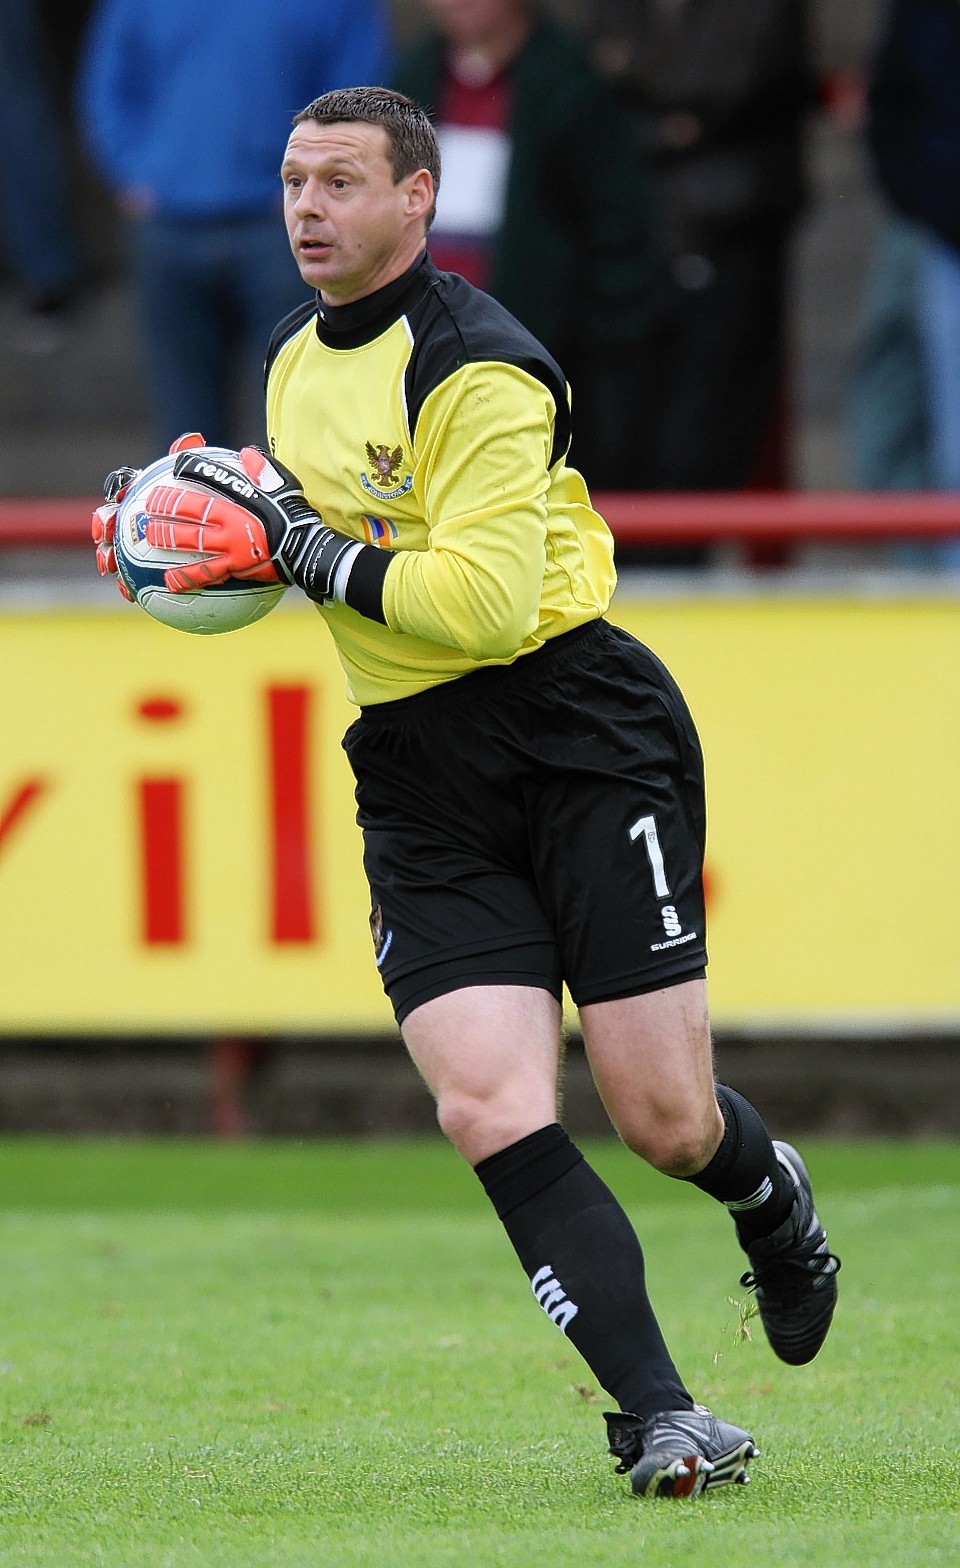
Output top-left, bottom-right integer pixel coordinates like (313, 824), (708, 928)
(740, 1232), (841, 1300)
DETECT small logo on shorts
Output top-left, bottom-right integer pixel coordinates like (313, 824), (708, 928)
(370, 903), (393, 968)
(649, 905), (696, 951)
(660, 904), (682, 938)
(650, 929), (698, 952)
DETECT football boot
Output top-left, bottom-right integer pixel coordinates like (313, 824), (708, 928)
(739, 1140), (840, 1365)
(604, 1405), (758, 1499)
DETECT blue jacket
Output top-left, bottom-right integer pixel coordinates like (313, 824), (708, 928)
(78, 0), (390, 217)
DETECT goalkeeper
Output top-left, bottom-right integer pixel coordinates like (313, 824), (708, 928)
(95, 86), (839, 1500)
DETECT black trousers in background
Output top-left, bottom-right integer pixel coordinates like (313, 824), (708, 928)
(652, 228), (791, 493)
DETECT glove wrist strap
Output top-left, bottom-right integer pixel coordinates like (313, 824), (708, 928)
(279, 521), (390, 623)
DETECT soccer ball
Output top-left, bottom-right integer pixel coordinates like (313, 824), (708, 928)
(112, 445), (287, 635)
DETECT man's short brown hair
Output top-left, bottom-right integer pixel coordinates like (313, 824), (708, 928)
(293, 87), (440, 227)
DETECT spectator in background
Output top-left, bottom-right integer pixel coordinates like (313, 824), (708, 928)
(0, 2), (86, 346)
(77, 0), (390, 452)
(586, 0), (814, 494)
(392, 0), (663, 493)
(864, 0), (960, 568)
(850, 214), (932, 493)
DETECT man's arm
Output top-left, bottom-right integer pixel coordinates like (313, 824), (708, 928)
(379, 361), (556, 661)
(77, 0), (151, 195)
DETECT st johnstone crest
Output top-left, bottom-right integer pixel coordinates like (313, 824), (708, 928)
(361, 440), (413, 501)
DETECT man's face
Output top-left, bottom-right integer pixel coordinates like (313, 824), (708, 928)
(423, 0), (522, 49)
(281, 120), (430, 304)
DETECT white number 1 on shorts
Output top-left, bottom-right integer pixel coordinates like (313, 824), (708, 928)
(628, 813), (671, 898)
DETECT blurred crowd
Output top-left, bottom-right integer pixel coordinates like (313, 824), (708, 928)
(1, 0), (959, 568)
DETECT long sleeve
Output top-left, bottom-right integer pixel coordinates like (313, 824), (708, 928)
(382, 362), (555, 661)
(76, 0), (150, 193)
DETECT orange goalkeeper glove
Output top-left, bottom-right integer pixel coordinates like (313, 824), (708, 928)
(91, 464), (138, 599)
(92, 432), (207, 599)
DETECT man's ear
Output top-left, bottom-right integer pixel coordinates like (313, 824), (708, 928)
(405, 168), (435, 223)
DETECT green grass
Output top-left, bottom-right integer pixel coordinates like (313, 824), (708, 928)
(0, 1137), (958, 1566)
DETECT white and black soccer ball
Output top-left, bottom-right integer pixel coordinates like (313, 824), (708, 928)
(112, 445), (287, 635)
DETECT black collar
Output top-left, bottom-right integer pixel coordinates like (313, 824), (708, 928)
(314, 250), (437, 350)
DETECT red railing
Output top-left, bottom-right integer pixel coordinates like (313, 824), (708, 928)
(1, 492), (960, 549)
(592, 492), (960, 547)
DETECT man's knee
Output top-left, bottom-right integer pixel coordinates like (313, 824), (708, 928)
(435, 1083), (555, 1166)
(617, 1099), (723, 1177)
(435, 1084), (490, 1152)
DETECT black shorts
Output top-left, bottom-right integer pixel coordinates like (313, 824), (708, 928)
(342, 619), (708, 1025)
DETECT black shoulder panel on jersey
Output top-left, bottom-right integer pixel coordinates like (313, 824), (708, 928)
(264, 298), (319, 390)
(404, 270), (573, 471)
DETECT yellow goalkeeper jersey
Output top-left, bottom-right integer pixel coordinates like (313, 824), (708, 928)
(264, 251), (616, 706)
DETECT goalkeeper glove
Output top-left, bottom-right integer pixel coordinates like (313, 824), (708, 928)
(91, 432), (208, 599)
(144, 446), (390, 620)
(92, 464), (139, 599)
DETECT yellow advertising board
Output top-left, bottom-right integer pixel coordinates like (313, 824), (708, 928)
(1, 593), (957, 1033)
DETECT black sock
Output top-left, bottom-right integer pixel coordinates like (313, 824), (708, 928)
(684, 1084), (794, 1245)
(475, 1123), (692, 1419)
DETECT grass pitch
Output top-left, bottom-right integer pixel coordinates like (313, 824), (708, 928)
(0, 1137), (957, 1567)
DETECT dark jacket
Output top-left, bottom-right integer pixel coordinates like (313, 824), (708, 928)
(392, 17), (662, 359)
(867, 0), (960, 252)
(586, 0), (813, 246)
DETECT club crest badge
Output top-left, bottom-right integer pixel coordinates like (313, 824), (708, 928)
(361, 441), (413, 501)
